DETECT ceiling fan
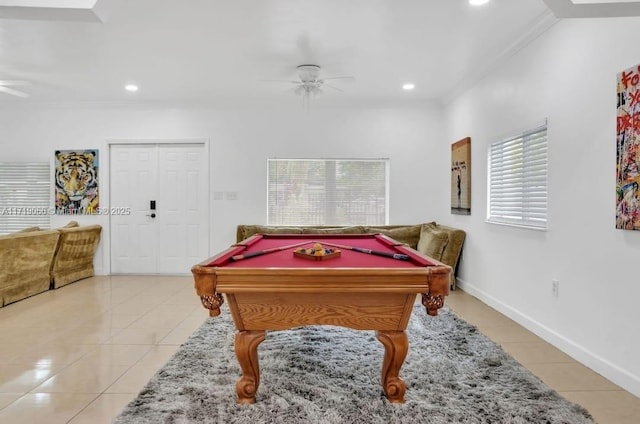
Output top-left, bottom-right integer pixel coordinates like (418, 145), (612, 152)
(266, 64), (354, 107)
(0, 80), (31, 98)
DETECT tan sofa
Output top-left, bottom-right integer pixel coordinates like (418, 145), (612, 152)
(0, 222), (102, 307)
(236, 222), (465, 289)
(0, 229), (60, 307)
(50, 222), (102, 289)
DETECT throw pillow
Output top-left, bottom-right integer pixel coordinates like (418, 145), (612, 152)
(417, 223), (449, 261)
(366, 225), (423, 248)
(302, 226), (366, 234)
(242, 225), (302, 240)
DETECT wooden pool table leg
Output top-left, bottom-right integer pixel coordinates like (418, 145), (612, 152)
(234, 330), (266, 404)
(375, 330), (408, 403)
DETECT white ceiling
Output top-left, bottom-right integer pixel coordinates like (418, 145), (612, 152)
(0, 0), (637, 107)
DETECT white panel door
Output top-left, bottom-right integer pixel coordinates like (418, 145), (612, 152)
(110, 143), (208, 274)
(110, 145), (158, 273)
(156, 145), (208, 273)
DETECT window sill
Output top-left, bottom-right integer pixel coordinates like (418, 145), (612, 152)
(485, 220), (547, 231)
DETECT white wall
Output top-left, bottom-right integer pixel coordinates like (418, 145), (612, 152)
(443, 18), (640, 397)
(0, 104), (447, 274)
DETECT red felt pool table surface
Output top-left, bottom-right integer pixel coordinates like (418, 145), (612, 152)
(207, 233), (434, 268)
(192, 233), (451, 405)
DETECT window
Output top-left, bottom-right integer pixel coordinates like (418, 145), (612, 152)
(487, 123), (548, 229)
(0, 162), (51, 235)
(268, 158), (389, 226)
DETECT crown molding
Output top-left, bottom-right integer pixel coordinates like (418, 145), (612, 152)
(443, 10), (559, 107)
(543, 0), (640, 18)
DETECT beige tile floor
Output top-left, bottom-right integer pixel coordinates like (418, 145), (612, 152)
(0, 276), (637, 424)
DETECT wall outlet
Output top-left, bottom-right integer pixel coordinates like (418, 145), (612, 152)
(551, 279), (560, 297)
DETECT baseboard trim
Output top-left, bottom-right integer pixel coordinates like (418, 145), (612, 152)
(456, 277), (640, 398)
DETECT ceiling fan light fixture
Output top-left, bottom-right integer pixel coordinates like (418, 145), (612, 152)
(261, 64), (353, 109)
(297, 64), (321, 82)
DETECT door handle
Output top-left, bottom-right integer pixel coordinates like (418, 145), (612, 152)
(148, 200), (157, 218)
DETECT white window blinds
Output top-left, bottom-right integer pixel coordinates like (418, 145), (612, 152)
(0, 162), (51, 235)
(268, 158), (389, 226)
(487, 124), (548, 229)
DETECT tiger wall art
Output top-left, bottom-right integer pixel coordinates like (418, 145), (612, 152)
(54, 149), (99, 215)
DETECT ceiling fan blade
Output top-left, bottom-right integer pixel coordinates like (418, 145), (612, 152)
(0, 80), (31, 86)
(259, 79), (302, 84)
(0, 86), (30, 98)
(324, 84), (344, 92)
(323, 76), (355, 81)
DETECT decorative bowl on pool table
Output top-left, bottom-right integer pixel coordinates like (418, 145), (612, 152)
(293, 243), (341, 261)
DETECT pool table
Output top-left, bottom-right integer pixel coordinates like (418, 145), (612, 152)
(192, 233), (451, 404)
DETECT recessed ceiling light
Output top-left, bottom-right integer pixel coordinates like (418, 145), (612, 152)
(402, 83), (415, 91)
(469, 0), (489, 5)
(124, 84), (139, 92)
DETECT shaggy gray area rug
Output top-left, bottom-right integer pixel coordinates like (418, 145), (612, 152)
(114, 307), (594, 424)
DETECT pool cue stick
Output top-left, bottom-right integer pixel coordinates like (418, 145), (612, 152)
(230, 240), (310, 261)
(316, 240), (410, 261)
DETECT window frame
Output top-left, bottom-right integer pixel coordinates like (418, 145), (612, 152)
(267, 158), (390, 226)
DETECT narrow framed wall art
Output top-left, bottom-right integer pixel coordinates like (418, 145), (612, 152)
(451, 137), (471, 215)
(616, 64), (640, 230)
